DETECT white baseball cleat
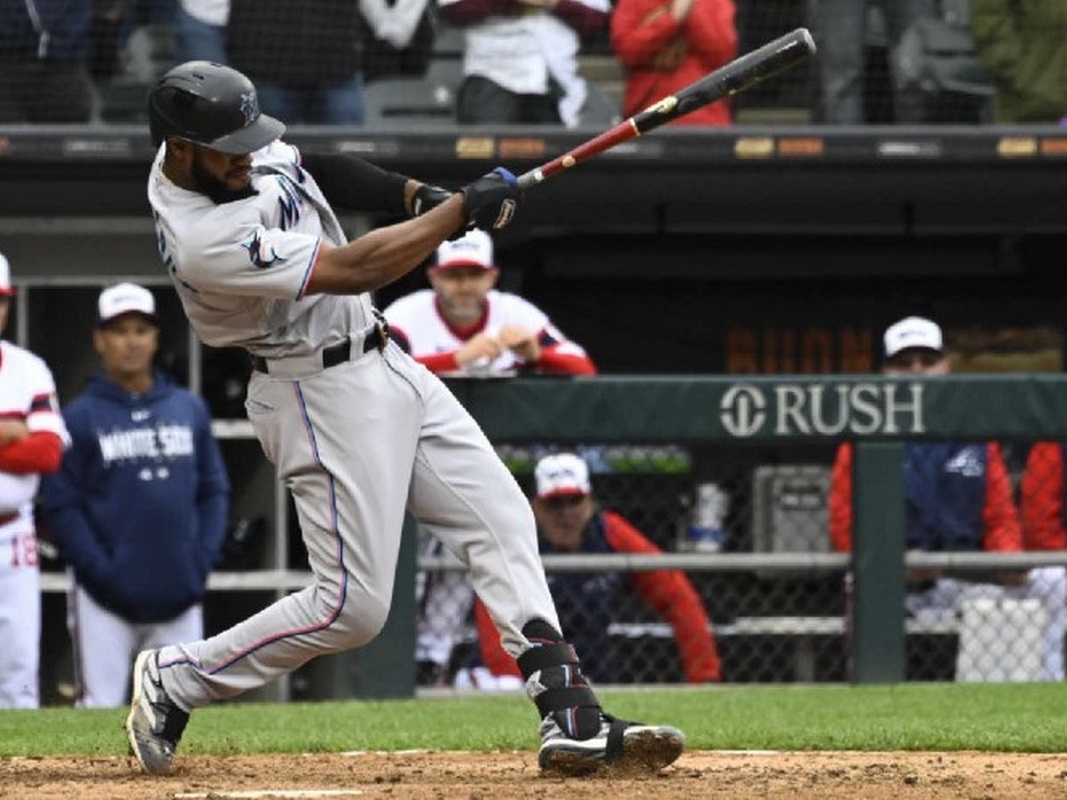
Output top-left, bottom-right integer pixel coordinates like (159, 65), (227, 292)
(538, 713), (686, 776)
(125, 649), (189, 775)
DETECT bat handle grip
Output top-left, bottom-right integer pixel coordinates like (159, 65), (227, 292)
(516, 169), (544, 191)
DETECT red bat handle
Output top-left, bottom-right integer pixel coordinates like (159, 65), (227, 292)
(517, 119), (638, 190)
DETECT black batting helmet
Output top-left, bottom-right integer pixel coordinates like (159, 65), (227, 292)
(148, 61), (285, 153)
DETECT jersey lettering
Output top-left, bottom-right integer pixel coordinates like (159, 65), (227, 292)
(9, 534), (38, 568)
(97, 424), (194, 464)
(275, 173), (303, 231)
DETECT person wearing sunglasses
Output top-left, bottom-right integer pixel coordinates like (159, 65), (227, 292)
(829, 315), (1066, 680)
(472, 452), (721, 685)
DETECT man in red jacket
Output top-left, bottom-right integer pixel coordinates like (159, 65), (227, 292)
(475, 452), (721, 684)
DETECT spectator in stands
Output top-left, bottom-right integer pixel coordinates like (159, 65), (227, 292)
(227, 0), (366, 124)
(40, 283), (230, 707)
(384, 230), (597, 686)
(610, 0), (737, 125)
(358, 0), (436, 83)
(473, 452), (721, 684)
(809, 0), (932, 124)
(970, 2), (1067, 123)
(0, 253), (70, 708)
(174, 0), (228, 64)
(0, 0), (95, 123)
(829, 315), (1066, 681)
(438, 0), (610, 127)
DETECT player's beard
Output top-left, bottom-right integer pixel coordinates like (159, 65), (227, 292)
(191, 151), (257, 205)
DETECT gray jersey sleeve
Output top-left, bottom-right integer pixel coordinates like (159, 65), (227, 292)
(178, 214), (321, 301)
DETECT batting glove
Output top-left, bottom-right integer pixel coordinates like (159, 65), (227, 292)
(462, 167), (520, 230)
(411, 182), (452, 217)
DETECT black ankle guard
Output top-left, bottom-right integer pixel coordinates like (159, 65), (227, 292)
(518, 620), (602, 740)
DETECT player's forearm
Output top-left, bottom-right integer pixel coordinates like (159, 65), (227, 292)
(306, 197), (467, 294)
(0, 431), (64, 474)
(534, 347), (597, 375)
(300, 153), (409, 215)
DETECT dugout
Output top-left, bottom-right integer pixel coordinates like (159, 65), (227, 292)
(6, 124), (1067, 700)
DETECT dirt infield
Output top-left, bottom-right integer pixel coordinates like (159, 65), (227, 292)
(3, 750), (1066, 799)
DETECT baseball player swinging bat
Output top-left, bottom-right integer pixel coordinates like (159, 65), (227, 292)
(516, 27), (817, 191)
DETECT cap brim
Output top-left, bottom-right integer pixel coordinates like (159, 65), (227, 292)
(886, 344), (943, 358)
(433, 259), (494, 271)
(208, 114), (286, 155)
(538, 488), (588, 500)
(98, 309), (159, 327)
(0, 287), (16, 296)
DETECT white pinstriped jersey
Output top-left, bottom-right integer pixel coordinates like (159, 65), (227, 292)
(0, 341), (69, 533)
(383, 288), (588, 373)
(148, 140), (375, 358)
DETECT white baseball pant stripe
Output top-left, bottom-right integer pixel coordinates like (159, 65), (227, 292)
(159, 343), (558, 708)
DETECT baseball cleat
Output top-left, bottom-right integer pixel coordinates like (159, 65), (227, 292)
(538, 713), (686, 776)
(125, 649), (189, 775)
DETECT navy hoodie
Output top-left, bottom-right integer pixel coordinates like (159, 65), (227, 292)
(42, 370), (230, 623)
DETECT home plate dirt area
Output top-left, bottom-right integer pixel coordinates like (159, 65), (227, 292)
(2, 750), (1065, 799)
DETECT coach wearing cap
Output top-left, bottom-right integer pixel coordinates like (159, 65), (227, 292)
(41, 283), (231, 707)
(828, 315), (1067, 681)
(383, 229), (596, 376)
(472, 452), (722, 684)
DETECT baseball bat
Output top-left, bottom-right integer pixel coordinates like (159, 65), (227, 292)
(516, 27), (817, 190)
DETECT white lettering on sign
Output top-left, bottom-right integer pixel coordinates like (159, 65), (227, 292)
(720, 382), (925, 438)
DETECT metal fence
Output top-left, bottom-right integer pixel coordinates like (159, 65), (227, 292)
(411, 375), (1067, 688)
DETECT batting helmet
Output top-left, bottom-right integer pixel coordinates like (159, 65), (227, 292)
(148, 61), (285, 153)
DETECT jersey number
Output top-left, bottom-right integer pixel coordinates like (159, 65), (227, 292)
(9, 535), (38, 568)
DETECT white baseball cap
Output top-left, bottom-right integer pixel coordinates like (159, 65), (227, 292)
(884, 316), (944, 358)
(534, 453), (591, 499)
(98, 282), (158, 326)
(434, 229), (495, 271)
(0, 252), (15, 297)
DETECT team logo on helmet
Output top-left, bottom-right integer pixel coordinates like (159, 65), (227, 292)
(239, 91), (260, 126)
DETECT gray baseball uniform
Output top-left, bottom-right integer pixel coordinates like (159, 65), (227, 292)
(147, 141), (559, 706)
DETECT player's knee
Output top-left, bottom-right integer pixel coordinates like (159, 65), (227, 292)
(328, 593), (392, 649)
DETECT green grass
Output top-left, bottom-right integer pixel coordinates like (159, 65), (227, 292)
(2, 684), (1066, 758)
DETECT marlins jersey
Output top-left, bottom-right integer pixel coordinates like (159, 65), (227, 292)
(147, 140), (375, 358)
(0, 341), (69, 534)
(383, 289), (596, 375)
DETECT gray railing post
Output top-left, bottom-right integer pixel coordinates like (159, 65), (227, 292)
(851, 441), (906, 683)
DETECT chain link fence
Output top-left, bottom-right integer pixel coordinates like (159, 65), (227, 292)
(416, 439), (1067, 686)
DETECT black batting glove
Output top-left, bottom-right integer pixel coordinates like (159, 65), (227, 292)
(411, 182), (452, 217)
(461, 167), (520, 230)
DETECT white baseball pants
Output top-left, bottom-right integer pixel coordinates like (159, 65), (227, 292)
(159, 343), (557, 707)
